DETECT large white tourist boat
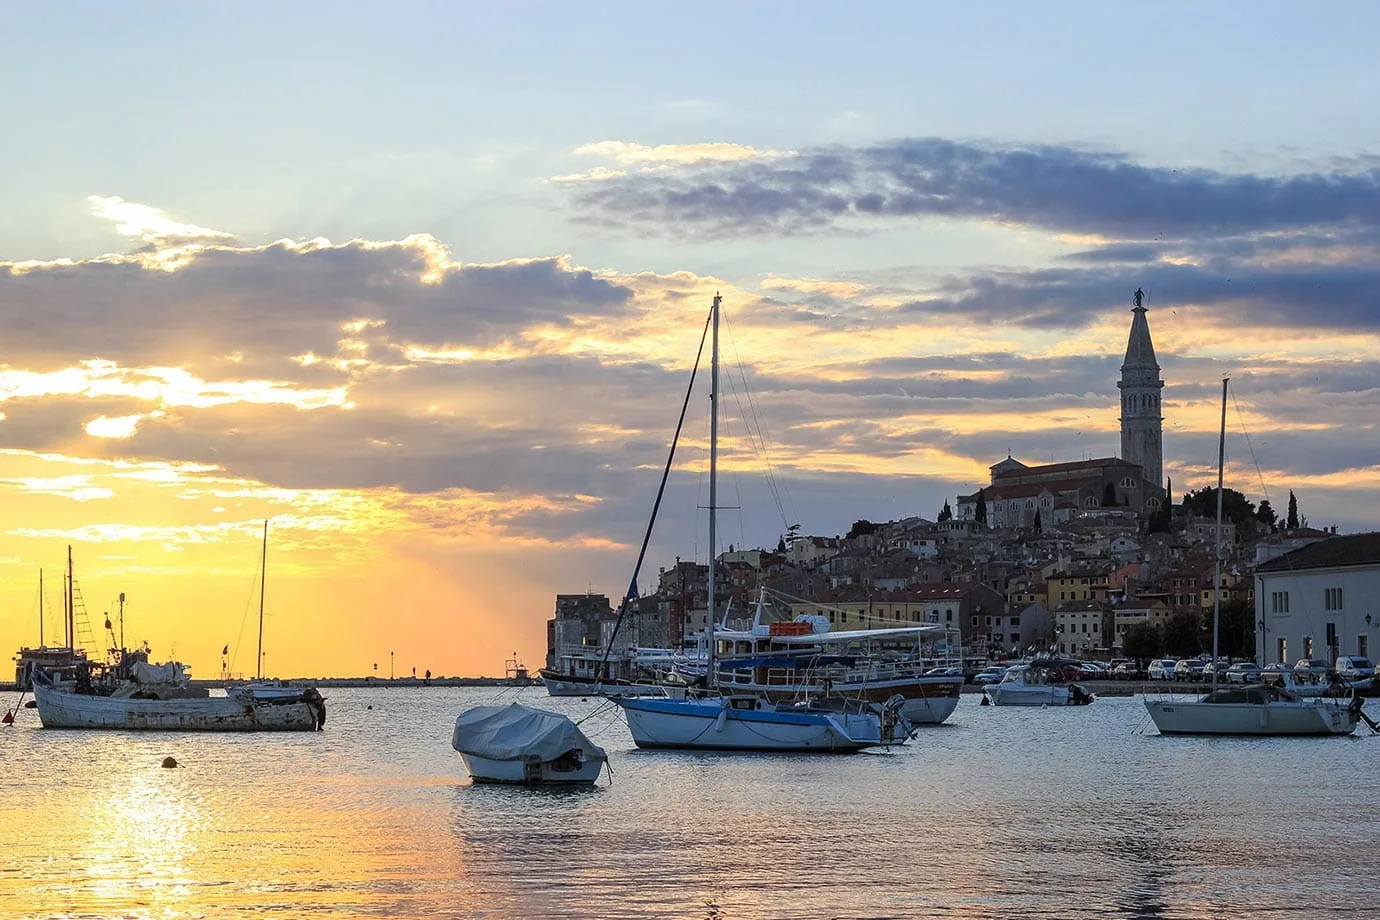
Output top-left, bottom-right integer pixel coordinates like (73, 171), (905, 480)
(1144, 379), (1361, 737)
(452, 703), (607, 785)
(982, 663), (1094, 707)
(710, 594), (963, 725)
(539, 647), (689, 698)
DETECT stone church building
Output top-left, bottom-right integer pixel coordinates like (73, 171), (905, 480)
(956, 296), (1167, 528)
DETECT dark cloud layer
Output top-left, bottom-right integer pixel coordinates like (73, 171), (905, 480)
(571, 138), (1380, 241)
(1, 241), (634, 376)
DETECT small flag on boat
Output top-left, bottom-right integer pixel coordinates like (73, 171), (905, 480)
(221, 644), (229, 655)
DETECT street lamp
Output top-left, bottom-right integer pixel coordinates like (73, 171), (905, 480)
(390, 650), (395, 681)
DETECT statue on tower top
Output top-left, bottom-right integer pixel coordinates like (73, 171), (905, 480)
(1133, 287), (1145, 308)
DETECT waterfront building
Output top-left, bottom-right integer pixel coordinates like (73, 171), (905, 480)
(1054, 600), (1114, 657)
(1254, 532), (1380, 667)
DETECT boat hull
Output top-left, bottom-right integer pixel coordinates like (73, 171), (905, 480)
(539, 669), (667, 698)
(33, 683), (322, 731)
(458, 752), (604, 785)
(1144, 698), (1358, 736)
(615, 697), (889, 752)
(757, 676), (961, 725)
(983, 684), (1073, 706)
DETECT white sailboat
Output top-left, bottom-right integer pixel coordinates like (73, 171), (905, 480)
(226, 521), (326, 717)
(1144, 378), (1361, 737)
(612, 294), (906, 752)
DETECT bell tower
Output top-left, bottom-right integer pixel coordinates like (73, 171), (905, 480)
(1117, 288), (1164, 496)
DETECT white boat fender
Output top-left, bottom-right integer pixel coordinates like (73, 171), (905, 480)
(715, 700), (729, 732)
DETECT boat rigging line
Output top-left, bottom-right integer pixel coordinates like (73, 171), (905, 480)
(599, 298), (714, 673)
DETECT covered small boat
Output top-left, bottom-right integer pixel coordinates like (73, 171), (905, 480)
(452, 703), (607, 785)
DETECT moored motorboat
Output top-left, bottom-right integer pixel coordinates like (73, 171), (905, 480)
(982, 663), (1094, 707)
(452, 703), (607, 785)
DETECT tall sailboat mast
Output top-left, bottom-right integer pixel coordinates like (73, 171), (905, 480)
(257, 520), (268, 680)
(706, 293), (720, 685)
(38, 569), (44, 648)
(66, 545), (74, 651)
(1210, 377), (1227, 691)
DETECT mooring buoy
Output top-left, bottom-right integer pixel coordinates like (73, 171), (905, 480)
(162, 756), (178, 768)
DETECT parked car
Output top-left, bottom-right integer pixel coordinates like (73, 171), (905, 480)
(1147, 658), (1179, 681)
(1292, 658), (1331, 672)
(972, 666), (1008, 686)
(1173, 659), (1208, 681)
(1224, 662), (1262, 683)
(1200, 658), (1231, 679)
(1106, 658), (1131, 673)
(1335, 656), (1376, 681)
(1111, 661), (1141, 679)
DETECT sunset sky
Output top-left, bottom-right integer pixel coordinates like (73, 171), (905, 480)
(3, 4), (1379, 678)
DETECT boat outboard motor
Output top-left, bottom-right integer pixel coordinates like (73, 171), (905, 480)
(1070, 683), (1095, 706)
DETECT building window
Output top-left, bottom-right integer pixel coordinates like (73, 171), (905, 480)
(995, 617), (1003, 627)
(971, 617), (979, 627)
(1010, 616), (1021, 627)
(1120, 477), (1137, 488)
(1325, 588), (1343, 611)
(1304, 636), (1314, 659)
(1361, 636), (1369, 658)
(1270, 591), (1290, 614)
(946, 611), (952, 622)
(1277, 637), (1287, 664)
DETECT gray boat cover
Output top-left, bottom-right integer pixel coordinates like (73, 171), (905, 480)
(452, 703), (607, 762)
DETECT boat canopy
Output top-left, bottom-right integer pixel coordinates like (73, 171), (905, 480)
(773, 625), (947, 644)
(452, 703), (606, 763)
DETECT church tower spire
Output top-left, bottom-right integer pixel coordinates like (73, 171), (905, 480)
(1117, 288), (1164, 499)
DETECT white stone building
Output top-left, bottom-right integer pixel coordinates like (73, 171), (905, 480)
(1254, 533), (1380, 667)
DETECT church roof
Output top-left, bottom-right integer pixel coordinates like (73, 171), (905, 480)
(958, 479), (1099, 503)
(1122, 306), (1159, 368)
(992, 457), (1139, 480)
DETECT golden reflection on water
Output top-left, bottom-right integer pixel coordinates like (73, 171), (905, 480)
(2, 689), (1379, 919)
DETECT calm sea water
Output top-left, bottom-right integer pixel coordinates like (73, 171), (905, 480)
(1, 687), (1377, 919)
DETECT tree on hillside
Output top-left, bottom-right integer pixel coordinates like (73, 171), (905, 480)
(938, 500), (953, 522)
(1181, 487), (1257, 533)
(1102, 482), (1118, 507)
(1213, 599), (1256, 661)
(1287, 490), (1299, 529)
(1033, 509), (1043, 534)
(776, 535), (787, 553)
(1163, 610), (1205, 658)
(846, 520), (878, 539)
(1121, 621), (1163, 666)
(1256, 499), (1277, 532)
(975, 489), (987, 526)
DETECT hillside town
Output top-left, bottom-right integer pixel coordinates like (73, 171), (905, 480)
(547, 299), (1380, 678)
